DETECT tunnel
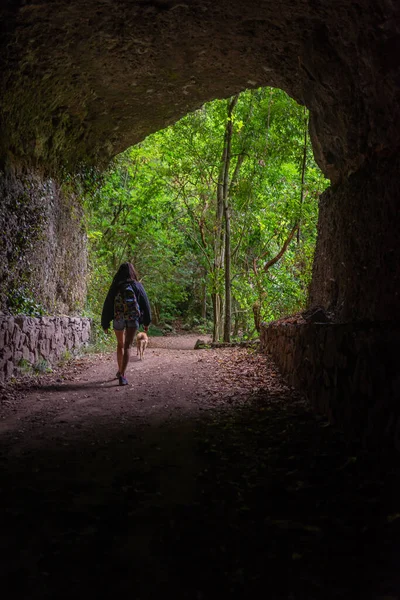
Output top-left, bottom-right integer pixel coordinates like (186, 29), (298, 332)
(1, 0), (399, 444)
(0, 1), (400, 596)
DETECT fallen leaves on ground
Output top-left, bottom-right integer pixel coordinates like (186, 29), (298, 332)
(0, 345), (399, 599)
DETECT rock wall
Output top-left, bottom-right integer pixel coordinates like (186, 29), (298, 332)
(0, 1), (398, 184)
(309, 155), (400, 322)
(0, 315), (91, 382)
(260, 321), (400, 450)
(0, 164), (87, 314)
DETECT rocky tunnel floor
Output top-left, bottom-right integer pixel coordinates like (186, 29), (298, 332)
(0, 334), (399, 599)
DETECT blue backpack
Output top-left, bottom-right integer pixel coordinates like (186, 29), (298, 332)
(114, 281), (140, 321)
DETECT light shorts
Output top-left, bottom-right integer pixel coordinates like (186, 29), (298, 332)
(113, 318), (139, 331)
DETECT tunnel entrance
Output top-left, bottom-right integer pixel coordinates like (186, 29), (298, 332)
(84, 86), (328, 342)
(1, 0), (399, 319)
(0, 2), (400, 595)
(0, 1), (399, 441)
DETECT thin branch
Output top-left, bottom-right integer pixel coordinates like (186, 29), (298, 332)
(180, 225), (213, 271)
(253, 257), (259, 277)
(232, 194), (253, 259)
(229, 152), (246, 195)
(263, 222), (299, 272)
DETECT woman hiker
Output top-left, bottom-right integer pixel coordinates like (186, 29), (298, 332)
(101, 262), (151, 386)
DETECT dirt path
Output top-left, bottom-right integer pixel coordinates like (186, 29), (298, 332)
(0, 334), (215, 445)
(0, 334), (399, 599)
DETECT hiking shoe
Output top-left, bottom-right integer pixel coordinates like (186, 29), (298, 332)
(116, 371), (121, 379)
(119, 375), (128, 386)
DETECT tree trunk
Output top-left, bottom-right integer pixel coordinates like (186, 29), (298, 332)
(222, 95), (238, 342)
(152, 303), (160, 325)
(213, 129), (225, 342)
(232, 298), (239, 337)
(252, 300), (261, 333)
(212, 292), (223, 342)
(218, 295), (224, 340)
(223, 202), (232, 341)
(201, 276), (207, 322)
(297, 107), (308, 244)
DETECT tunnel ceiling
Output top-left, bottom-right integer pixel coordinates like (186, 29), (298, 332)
(0, 0), (399, 181)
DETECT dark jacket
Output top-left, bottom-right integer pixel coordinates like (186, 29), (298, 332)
(101, 279), (151, 330)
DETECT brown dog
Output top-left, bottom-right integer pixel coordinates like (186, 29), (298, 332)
(136, 331), (148, 361)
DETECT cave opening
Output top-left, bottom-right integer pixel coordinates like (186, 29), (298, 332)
(0, 1), (399, 595)
(84, 85), (329, 343)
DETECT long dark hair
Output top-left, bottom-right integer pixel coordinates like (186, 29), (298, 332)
(112, 262), (138, 286)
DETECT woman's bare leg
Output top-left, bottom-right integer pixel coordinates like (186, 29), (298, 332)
(121, 327), (136, 375)
(114, 329), (124, 373)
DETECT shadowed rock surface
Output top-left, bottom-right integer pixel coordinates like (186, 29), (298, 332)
(0, 0), (399, 181)
(0, 343), (399, 598)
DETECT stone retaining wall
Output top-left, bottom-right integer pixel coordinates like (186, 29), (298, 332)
(260, 321), (400, 450)
(0, 315), (91, 382)
(0, 169), (88, 314)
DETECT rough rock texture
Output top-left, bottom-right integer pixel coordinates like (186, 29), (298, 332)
(309, 154), (400, 322)
(260, 321), (400, 449)
(0, 166), (87, 314)
(0, 0), (399, 182)
(0, 315), (91, 382)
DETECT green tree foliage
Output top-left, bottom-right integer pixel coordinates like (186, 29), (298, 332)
(85, 87), (328, 338)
